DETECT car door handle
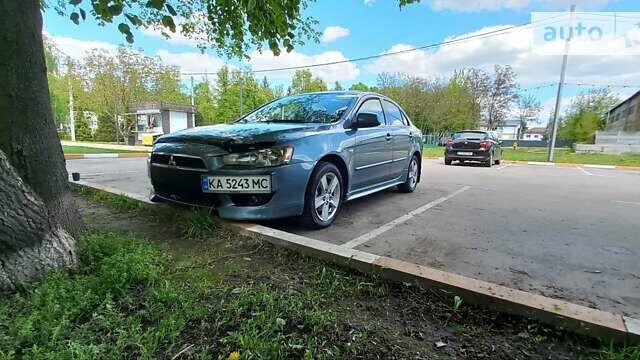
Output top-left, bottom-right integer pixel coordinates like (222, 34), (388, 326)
(386, 133), (392, 141)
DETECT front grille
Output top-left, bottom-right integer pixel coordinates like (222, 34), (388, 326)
(150, 153), (207, 170)
(452, 142), (480, 150)
(150, 166), (217, 206)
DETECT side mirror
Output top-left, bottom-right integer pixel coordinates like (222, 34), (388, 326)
(353, 112), (380, 129)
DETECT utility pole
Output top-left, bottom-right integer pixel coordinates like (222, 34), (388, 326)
(239, 73), (244, 117)
(548, 4), (576, 162)
(190, 76), (195, 107)
(67, 58), (76, 142)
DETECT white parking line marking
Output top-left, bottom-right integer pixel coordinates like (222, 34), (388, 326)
(583, 164), (616, 169)
(577, 167), (594, 176)
(496, 164), (511, 170)
(341, 186), (471, 249)
(612, 200), (640, 206)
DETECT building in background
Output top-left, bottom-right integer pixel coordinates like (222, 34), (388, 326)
(606, 90), (639, 132)
(488, 119), (521, 140)
(575, 91), (640, 153)
(127, 102), (196, 145)
(521, 127), (545, 141)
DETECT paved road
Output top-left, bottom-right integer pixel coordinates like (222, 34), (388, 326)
(67, 157), (640, 318)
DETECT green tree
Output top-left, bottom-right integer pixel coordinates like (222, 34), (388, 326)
(334, 81), (343, 90)
(289, 69), (327, 94)
(0, 0), (321, 291)
(94, 112), (117, 142)
(80, 47), (187, 140)
(74, 111), (93, 141)
(214, 68), (276, 123)
(349, 82), (370, 91)
(194, 82), (217, 125)
(558, 88), (619, 143)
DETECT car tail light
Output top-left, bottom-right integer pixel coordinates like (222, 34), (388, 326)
(479, 140), (491, 150)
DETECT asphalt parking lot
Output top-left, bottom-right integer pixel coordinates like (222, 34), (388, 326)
(67, 157), (640, 318)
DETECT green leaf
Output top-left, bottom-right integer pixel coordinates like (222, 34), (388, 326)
(69, 0), (82, 5)
(70, 12), (80, 25)
(146, 0), (165, 10)
(79, 8), (86, 20)
(161, 16), (176, 32)
(108, 3), (123, 16)
(125, 14), (143, 26)
(118, 22), (130, 33)
(118, 23), (134, 43)
(165, 3), (177, 16)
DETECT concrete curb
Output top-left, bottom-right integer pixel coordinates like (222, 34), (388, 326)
(61, 140), (150, 152)
(70, 179), (640, 343)
(64, 153), (149, 160)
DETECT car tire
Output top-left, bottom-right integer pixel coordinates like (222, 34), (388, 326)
(484, 152), (493, 167)
(398, 155), (420, 193)
(494, 158), (501, 165)
(444, 158), (452, 165)
(299, 161), (343, 229)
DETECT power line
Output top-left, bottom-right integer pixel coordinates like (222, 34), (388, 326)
(183, 14), (572, 76)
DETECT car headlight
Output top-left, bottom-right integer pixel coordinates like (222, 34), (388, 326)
(223, 146), (294, 167)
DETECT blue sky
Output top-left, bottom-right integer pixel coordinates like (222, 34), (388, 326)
(43, 0), (640, 125)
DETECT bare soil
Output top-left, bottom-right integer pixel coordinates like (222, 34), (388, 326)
(76, 194), (597, 359)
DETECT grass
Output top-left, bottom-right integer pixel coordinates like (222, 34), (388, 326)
(424, 145), (640, 167)
(63, 145), (141, 154)
(0, 232), (375, 359)
(1, 186), (638, 359)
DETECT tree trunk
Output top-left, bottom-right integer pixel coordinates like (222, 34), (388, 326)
(0, 0), (83, 290)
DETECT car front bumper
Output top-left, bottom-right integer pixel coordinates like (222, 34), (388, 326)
(149, 161), (315, 220)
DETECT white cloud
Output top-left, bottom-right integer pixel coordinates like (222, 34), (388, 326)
(249, 50), (360, 83)
(154, 49), (228, 74)
(427, 0), (613, 12)
(364, 24), (640, 88)
(364, 0), (376, 6)
(43, 32), (119, 59)
(320, 26), (351, 43)
(141, 26), (198, 46)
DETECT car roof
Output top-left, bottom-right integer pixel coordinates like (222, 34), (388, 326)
(295, 90), (391, 100)
(454, 130), (488, 133)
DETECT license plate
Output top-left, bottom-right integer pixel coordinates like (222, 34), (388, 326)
(201, 175), (271, 193)
(457, 151), (473, 156)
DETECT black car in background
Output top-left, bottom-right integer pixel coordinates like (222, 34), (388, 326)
(444, 130), (502, 167)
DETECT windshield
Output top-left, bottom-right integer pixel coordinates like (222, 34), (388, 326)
(453, 132), (487, 140)
(241, 93), (357, 124)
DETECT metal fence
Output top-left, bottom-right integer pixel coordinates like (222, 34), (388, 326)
(423, 133), (448, 146)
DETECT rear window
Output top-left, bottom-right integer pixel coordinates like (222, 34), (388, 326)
(453, 132), (487, 140)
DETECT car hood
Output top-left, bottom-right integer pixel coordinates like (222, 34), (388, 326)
(155, 122), (330, 151)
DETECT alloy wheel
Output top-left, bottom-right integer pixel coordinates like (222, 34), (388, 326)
(408, 158), (418, 189)
(314, 172), (341, 222)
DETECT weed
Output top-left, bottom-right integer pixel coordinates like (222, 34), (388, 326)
(453, 295), (463, 312)
(593, 342), (640, 360)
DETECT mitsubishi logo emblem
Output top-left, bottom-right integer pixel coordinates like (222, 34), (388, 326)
(168, 155), (177, 166)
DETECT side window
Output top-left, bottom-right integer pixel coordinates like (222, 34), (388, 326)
(357, 98), (385, 125)
(382, 100), (405, 126)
